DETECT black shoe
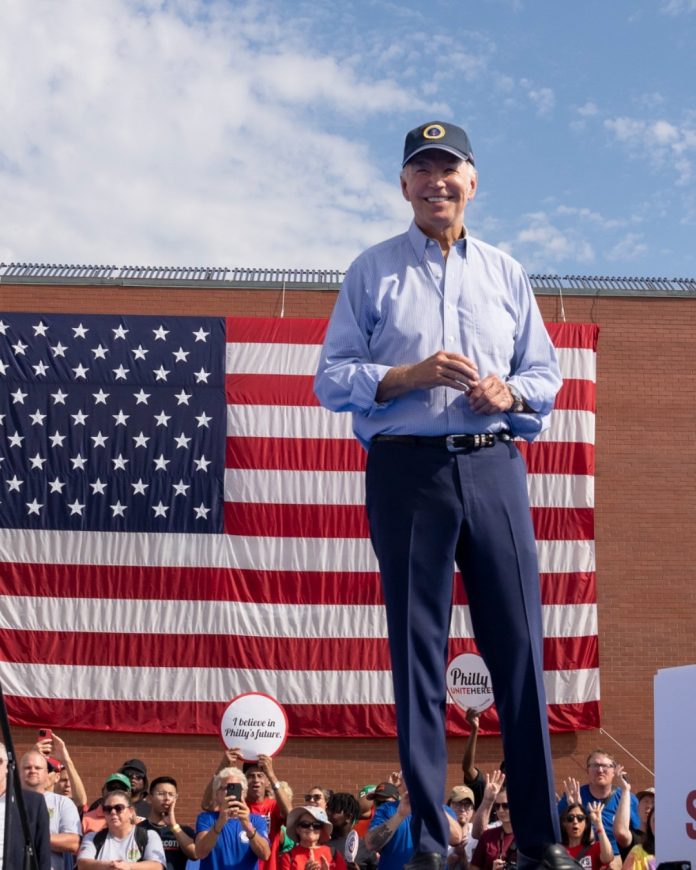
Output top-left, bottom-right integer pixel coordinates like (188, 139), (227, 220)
(403, 852), (445, 870)
(517, 844), (583, 870)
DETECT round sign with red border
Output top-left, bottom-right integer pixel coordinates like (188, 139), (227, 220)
(446, 652), (495, 713)
(220, 692), (288, 760)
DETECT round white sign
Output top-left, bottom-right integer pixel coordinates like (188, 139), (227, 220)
(220, 692), (288, 760)
(446, 652), (495, 713)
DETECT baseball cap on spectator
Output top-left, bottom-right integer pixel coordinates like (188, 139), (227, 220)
(637, 787), (655, 800)
(448, 786), (475, 805)
(359, 784), (377, 799)
(47, 757), (65, 773)
(104, 773), (132, 791)
(119, 758), (147, 777)
(368, 782), (399, 801)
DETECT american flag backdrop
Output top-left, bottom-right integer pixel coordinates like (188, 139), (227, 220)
(0, 313), (599, 736)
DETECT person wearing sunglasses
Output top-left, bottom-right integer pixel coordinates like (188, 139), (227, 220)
(282, 805), (346, 870)
(304, 788), (333, 811)
(470, 789), (515, 870)
(559, 802), (613, 870)
(77, 789), (166, 867)
(558, 751), (640, 858)
(196, 768), (271, 870)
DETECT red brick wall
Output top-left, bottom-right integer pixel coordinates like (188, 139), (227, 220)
(4, 283), (695, 826)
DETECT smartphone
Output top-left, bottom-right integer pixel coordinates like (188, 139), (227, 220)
(38, 728), (52, 740)
(226, 782), (243, 801)
(657, 864), (691, 870)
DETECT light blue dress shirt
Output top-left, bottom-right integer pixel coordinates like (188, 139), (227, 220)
(314, 221), (562, 448)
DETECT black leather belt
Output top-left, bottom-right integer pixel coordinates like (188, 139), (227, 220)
(372, 432), (512, 452)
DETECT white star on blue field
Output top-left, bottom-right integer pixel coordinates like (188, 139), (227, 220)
(1, 0), (695, 277)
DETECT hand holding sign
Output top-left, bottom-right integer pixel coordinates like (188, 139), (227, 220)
(220, 692), (288, 761)
(446, 653), (495, 713)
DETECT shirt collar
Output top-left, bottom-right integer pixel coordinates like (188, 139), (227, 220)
(407, 220), (468, 262)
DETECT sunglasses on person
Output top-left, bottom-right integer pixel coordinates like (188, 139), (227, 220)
(494, 802), (510, 810)
(565, 814), (586, 822)
(104, 804), (128, 814)
(304, 794), (323, 802)
(297, 821), (323, 830)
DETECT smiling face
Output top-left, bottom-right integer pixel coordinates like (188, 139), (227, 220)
(400, 149), (477, 243)
(296, 812), (323, 847)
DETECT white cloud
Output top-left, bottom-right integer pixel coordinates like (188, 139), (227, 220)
(0, 0), (426, 269)
(661, 0), (696, 13)
(520, 79), (555, 117)
(604, 115), (696, 185)
(496, 212), (595, 273)
(607, 233), (648, 263)
(577, 101), (599, 118)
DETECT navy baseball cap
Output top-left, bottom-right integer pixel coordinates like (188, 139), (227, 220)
(402, 121), (475, 168)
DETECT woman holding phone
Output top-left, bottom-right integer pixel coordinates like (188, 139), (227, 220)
(195, 768), (271, 869)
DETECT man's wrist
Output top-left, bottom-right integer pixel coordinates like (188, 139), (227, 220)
(272, 781), (281, 791)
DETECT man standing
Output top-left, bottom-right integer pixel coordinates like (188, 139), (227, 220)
(0, 741), (51, 869)
(315, 121), (568, 870)
(20, 749), (81, 869)
(139, 776), (196, 869)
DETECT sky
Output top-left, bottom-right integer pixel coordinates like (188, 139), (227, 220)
(1, 0), (695, 278)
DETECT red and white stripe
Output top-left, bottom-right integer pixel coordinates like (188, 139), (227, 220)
(0, 318), (599, 736)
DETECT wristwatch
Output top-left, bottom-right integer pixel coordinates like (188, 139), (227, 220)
(507, 384), (525, 413)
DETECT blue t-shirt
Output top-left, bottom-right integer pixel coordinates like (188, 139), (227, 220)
(195, 812), (268, 870)
(558, 786), (640, 855)
(368, 801), (455, 870)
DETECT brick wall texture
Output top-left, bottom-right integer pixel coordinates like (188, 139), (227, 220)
(3, 281), (695, 826)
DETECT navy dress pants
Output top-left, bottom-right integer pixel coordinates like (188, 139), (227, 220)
(365, 438), (561, 858)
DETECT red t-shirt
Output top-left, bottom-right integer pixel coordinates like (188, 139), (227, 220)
(249, 797), (283, 870)
(471, 827), (516, 870)
(566, 841), (604, 870)
(280, 844), (347, 870)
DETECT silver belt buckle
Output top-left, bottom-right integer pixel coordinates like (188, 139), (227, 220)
(446, 434), (469, 452)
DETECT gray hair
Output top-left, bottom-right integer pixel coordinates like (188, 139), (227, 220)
(212, 767), (248, 797)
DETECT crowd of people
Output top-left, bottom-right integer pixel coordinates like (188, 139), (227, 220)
(0, 718), (656, 870)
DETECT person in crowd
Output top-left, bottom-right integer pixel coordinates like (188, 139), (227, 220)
(195, 767), (270, 870)
(559, 751), (640, 857)
(0, 740), (52, 870)
(304, 788), (334, 812)
(20, 748), (81, 870)
(139, 776), (196, 869)
(201, 746), (292, 870)
(77, 789), (165, 867)
(82, 773), (136, 834)
(281, 805), (345, 870)
(315, 118), (564, 870)
(460, 711), (506, 816)
(119, 758), (151, 816)
(365, 780), (460, 870)
(471, 773), (505, 841)
(559, 802), (614, 870)
(621, 809), (654, 870)
(353, 786), (377, 839)
(612, 766), (653, 859)
(34, 730), (89, 815)
(243, 755), (293, 870)
(326, 792), (377, 870)
(446, 786), (477, 869)
(469, 789), (515, 870)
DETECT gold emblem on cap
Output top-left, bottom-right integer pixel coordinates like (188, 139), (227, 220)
(423, 124), (446, 140)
